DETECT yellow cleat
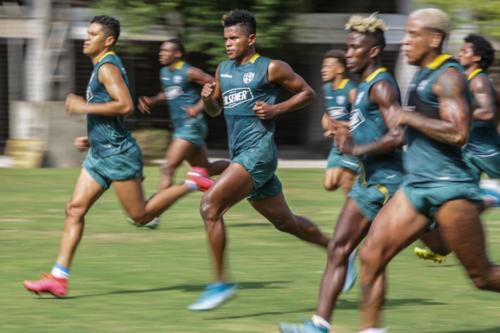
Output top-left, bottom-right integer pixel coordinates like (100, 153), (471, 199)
(414, 246), (447, 264)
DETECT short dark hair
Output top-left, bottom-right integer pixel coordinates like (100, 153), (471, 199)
(91, 15), (121, 44)
(222, 9), (256, 35)
(366, 30), (386, 52)
(165, 38), (185, 57)
(464, 34), (495, 70)
(323, 49), (346, 67)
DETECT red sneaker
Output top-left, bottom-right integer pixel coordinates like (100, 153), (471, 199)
(23, 273), (68, 297)
(187, 167), (215, 192)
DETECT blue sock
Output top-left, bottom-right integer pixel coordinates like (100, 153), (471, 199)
(51, 262), (70, 279)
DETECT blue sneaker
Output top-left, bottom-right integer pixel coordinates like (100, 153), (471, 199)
(187, 282), (237, 311)
(480, 186), (500, 207)
(342, 248), (358, 293)
(278, 320), (329, 333)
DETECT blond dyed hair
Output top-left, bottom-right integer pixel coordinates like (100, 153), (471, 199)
(345, 13), (388, 33)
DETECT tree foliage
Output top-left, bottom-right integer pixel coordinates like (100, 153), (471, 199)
(417, 0), (500, 39)
(94, 0), (304, 69)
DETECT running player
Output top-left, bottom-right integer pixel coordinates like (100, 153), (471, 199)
(23, 16), (205, 297)
(279, 13), (405, 333)
(415, 33), (500, 263)
(138, 39), (229, 191)
(186, 9), (330, 311)
(321, 50), (358, 194)
(358, 9), (500, 332)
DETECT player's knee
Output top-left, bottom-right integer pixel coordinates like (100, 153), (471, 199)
(200, 196), (221, 223)
(327, 238), (350, 263)
(65, 201), (86, 220)
(360, 242), (382, 270)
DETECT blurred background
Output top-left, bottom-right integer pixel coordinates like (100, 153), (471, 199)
(0, 0), (499, 167)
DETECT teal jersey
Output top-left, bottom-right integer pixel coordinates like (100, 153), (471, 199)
(349, 67), (404, 185)
(323, 79), (357, 121)
(464, 70), (500, 157)
(218, 54), (280, 155)
(86, 51), (134, 157)
(160, 61), (204, 127)
(406, 54), (474, 185)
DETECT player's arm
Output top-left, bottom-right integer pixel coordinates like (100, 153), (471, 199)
(138, 91), (166, 114)
(470, 76), (496, 121)
(185, 67), (215, 117)
(254, 60), (315, 120)
(342, 80), (404, 156)
(394, 68), (469, 146)
(66, 63), (133, 116)
(201, 66), (223, 117)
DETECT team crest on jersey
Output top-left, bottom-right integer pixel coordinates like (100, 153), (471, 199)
(173, 75), (183, 84)
(243, 72), (255, 84)
(327, 106), (348, 119)
(336, 95), (346, 105)
(223, 87), (254, 108)
(354, 91), (365, 106)
(165, 86), (183, 100)
(349, 108), (366, 131)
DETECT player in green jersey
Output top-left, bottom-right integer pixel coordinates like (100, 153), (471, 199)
(24, 16), (203, 297)
(186, 9), (329, 311)
(358, 9), (500, 332)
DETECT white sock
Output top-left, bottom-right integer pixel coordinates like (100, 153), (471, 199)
(358, 328), (388, 333)
(312, 315), (331, 329)
(184, 180), (198, 192)
(51, 263), (70, 279)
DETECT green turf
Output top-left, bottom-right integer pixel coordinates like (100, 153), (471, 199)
(0, 167), (499, 333)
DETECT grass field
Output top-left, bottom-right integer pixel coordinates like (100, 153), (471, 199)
(1, 167), (499, 333)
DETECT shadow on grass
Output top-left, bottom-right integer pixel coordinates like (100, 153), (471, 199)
(206, 307), (317, 320)
(35, 280), (290, 300)
(441, 328), (500, 333)
(205, 297), (446, 320)
(170, 222), (271, 230)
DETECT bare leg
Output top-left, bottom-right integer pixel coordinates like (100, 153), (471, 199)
(56, 169), (105, 268)
(185, 145), (230, 177)
(419, 228), (451, 256)
(360, 190), (429, 329)
(315, 198), (371, 321)
(324, 168), (342, 191)
(199, 163), (254, 281)
(112, 179), (192, 225)
(250, 193), (330, 248)
(159, 139), (196, 190)
(436, 199), (500, 291)
(339, 168), (356, 195)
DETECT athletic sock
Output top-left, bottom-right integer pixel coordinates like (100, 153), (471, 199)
(312, 314), (331, 330)
(51, 263), (70, 279)
(184, 179), (199, 192)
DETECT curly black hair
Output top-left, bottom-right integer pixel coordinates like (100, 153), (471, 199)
(222, 9), (256, 35)
(164, 38), (185, 57)
(91, 15), (120, 44)
(323, 49), (346, 67)
(464, 34), (495, 70)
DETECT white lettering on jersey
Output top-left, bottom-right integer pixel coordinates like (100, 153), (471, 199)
(349, 108), (366, 132)
(220, 74), (233, 78)
(327, 106), (348, 119)
(222, 88), (253, 108)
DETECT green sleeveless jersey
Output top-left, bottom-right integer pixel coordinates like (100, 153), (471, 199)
(349, 67), (404, 186)
(86, 51), (134, 157)
(406, 54), (474, 185)
(218, 54), (280, 156)
(323, 79), (357, 121)
(160, 61), (205, 128)
(464, 69), (500, 157)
